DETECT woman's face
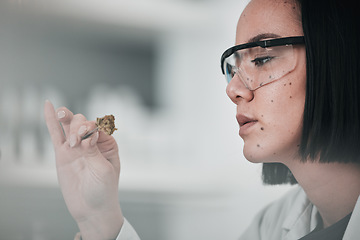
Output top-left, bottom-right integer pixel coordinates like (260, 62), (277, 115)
(226, 0), (306, 164)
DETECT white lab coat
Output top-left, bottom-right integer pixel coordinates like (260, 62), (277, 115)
(75, 186), (360, 240)
(239, 186), (360, 240)
(73, 219), (140, 240)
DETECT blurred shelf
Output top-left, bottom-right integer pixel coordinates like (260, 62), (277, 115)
(6, 0), (217, 32)
(0, 158), (247, 198)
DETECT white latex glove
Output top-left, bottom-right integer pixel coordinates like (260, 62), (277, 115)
(44, 100), (124, 240)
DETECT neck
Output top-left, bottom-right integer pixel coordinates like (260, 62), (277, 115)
(287, 160), (360, 228)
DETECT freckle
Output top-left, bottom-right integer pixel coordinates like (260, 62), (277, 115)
(261, 115), (264, 117)
(290, 96), (292, 98)
(273, 152), (276, 155)
(257, 144), (260, 147)
(261, 127), (264, 130)
(289, 82), (292, 85)
(269, 75), (272, 79)
(271, 100), (274, 102)
(284, 83), (287, 86)
(297, 144), (300, 147)
(293, 6), (296, 9)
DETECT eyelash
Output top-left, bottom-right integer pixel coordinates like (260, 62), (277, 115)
(251, 56), (274, 67)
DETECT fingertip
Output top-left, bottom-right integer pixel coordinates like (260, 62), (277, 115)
(56, 107), (73, 122)
(90, 131), (99, 146)
(44, 100), (54, 117)
(78, 125), (88, 136)
(44, 100), (66, 145)
(57, 110), (66, 119)
(69, 134), (78, 148)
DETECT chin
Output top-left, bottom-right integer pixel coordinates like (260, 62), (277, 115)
(242, 144), (276, 164)
(243, 148), (264, 163)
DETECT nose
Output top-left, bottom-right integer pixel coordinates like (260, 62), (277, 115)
(226, 74), (254, 104)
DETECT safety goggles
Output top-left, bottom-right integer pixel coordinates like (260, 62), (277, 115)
(220, 36), (305, 91)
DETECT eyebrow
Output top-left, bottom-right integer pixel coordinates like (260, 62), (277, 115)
(247, 33), (282, 43)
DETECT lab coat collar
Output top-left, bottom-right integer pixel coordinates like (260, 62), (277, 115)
(281, 188), (320, 240)
(281, 188), (360, 240)
(343, 194), (360, 239)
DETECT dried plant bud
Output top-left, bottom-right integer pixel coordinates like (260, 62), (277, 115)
(95, 115), (117, 135)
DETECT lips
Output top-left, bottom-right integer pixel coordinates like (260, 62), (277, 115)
(236, 114), (257, 127)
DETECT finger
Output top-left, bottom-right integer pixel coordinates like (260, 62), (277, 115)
(80, 132), (105, 165)
(56, 107), (74, 138)
(81, 132), (119, 179)
(97, 132), (120, 169)
(68, 114), (88, 148)
(44, 100), (66, 146)
(78, 121), (97, 140)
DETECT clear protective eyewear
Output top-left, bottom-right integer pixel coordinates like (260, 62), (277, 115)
(220, 36), (305, 91)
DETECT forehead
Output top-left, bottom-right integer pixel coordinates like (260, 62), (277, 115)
(236, 0), (302, 44)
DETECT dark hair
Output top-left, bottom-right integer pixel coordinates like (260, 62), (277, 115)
(263, 0), (360, 185)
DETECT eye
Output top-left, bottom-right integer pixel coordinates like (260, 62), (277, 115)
(226, 63), (237, 77)
(251, 56), (274, 67)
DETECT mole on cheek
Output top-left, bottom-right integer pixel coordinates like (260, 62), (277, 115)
(261, 127), (264, 130)
(289, 82), (292, 85)
(257, 144), (260, 147)
(271, 100), (274, 102)
(289, 96), (292, 98)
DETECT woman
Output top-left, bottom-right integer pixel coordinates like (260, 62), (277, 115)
(223, 0), (360, 239)
(44, 0), (360, 239)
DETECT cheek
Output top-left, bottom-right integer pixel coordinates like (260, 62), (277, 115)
(264, 79), (305, 132)
(246, 79), (305, 161)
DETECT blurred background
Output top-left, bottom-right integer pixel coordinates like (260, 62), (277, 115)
(0, 0), (295, 239)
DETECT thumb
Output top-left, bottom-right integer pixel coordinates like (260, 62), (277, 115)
(81, 132), (112, 170)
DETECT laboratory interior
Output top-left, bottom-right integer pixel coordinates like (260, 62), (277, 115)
(0, 0), (294, 239)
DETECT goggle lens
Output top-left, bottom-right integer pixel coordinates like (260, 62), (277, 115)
(223, 44), (297, 90)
